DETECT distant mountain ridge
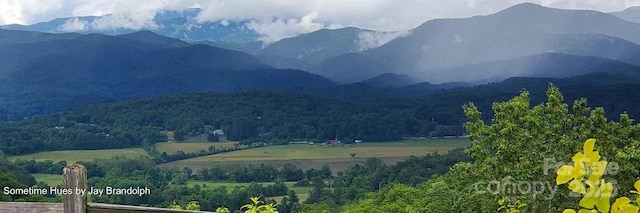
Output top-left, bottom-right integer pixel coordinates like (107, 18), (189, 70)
(1, 8), (260, 42)
(362, 73), (419, 88)
(611, 6), (640, 23)
(0, 8), (263, 53)
(0, 29), (335, 120)
(299, 3), (640, 83)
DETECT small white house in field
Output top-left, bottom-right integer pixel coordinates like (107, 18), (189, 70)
(212, 129), (225, 136)
(355, 139), (363, 143)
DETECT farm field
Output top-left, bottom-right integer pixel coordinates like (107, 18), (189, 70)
(155, 141), (239, 154)
(160, 138), (470, 172)
(156, 132), (239, 154)
(163, 131), (233, 143)
(9, 148), (149, 162)
(186, 180), (313, 202)
(32, 173), (63, 186)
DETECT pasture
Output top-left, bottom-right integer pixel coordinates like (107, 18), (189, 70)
(32, 173), (63, 186)
(155, 141), (239, 154)
(9, 148), (149, 162)
(160, 138), (470, 172)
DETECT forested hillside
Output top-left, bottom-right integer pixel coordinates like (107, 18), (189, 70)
(0, 29), (335, 121)
(0, 91), (464, 155)
(3, 68), (640, 156)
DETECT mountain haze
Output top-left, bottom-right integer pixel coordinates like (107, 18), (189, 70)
(301, 3), (640, 83)
(611, 6), (640, 23)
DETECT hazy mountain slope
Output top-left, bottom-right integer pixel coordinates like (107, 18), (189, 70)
(116, 30), (189, 47)
(193, 40), (264, 54)
(611, 6), (640, 23)
(257, 27), (376, 68)
(362, 73), (419, 88)
(412, 53), (640, 84)
(370, 3), (640, 66)
(312, 3), (640, 83)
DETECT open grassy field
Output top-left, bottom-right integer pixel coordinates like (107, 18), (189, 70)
(186, 180), (313, 202)
(155, 141), (239, 154)
(32, 174), (63, 186)
(9, 148), (149, 162)
(156, 131), (239, 154)
(160, 138), (470, 172)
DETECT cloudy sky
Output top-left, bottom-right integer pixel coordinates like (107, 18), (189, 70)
(2, 0), (640, 42)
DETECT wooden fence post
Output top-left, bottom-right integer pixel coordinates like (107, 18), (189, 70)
(63, 164), (87, 213)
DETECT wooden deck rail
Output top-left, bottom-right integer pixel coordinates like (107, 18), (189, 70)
(0, 163), (215, 213)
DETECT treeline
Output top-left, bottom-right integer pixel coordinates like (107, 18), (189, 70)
(191, 163), (331, 183)
(0, 119), (165, 155)
(143, 141), (261, 163)
(0, 91), (465, 155)
(14, 159), (66, 175)
(77, 156), (295, 211)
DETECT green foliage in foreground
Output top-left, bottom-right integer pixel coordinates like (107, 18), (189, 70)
(344, 85), (640, 212)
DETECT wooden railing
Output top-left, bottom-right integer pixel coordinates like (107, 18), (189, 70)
(0, 164), (214, 213)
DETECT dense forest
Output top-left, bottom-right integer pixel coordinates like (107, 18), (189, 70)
(3, 69), (640, 156)
(0, 91), (466, 155)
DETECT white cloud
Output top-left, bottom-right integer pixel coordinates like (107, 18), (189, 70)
(71, 0), (194, 31)
(0, 0), (64, 25)
(219, 19), (229, 26)
(246, 12), (326, 44)
(356, 30), (410, 51)
(58, 17), (88, 31)
(2, 0), (640, 42)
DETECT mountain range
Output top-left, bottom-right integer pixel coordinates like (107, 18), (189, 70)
(610, 6), (640, 23)
(2, 3), (640, 120)
(0, 29), (335, 120)
(0, 8), (263, 53)
(288, 3), (640, 83)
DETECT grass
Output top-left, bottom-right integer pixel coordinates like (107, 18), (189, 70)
(186, 180), (313, 202)
(157, 131), (239, 154)
(32, 174), (63, 186)
(9, 148), (149, 162)
(160, 138), (471, 173)
(178, 138), (469, 162)
(155, 141), (239, 154)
